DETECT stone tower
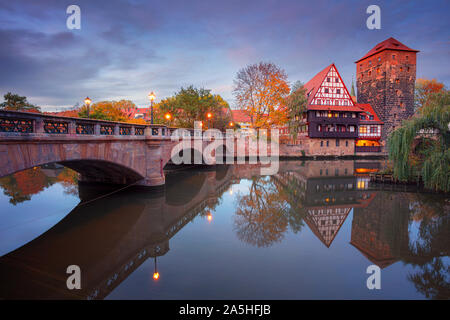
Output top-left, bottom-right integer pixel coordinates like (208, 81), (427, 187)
(355, 37), (419, 141)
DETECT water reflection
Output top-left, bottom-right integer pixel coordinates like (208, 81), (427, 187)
(0, 160), (448, 299)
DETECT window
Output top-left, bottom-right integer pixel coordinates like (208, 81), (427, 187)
(324, 88), (329, 93)
(336, 140), (339, 147)
(326, 141), (329, 147)
(349, 126), (355, 132)
(335, 78), (339, 83)
(369, 61), (372, 66)
(392, 54), (396, 59)
(320, 141), (324, 147)
(316, 111), (320, 117)
(395, 79), (400, 84)
(378, 57), (381, 62)
(317, 125), (322, 132)
(370, 126), (377, 133)
(345, 140), (348, 147)
(369, 71), (371, 76)
(360, 64), (363, 69)
(407, 66), (410, 72)
(317, 99), (321, 105)
(377, 68), (380, 74)
(360, 115), (366, 120)
(400, 67), (403, 72)
(369, 115), (374, 120)
(335, 100), (339, 106)
(406, 55), (409, 60)
(327, 77), (330, 82)
(336, 89), (341, 94)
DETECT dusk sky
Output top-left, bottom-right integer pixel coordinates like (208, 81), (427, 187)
(0, 0), (449, 111)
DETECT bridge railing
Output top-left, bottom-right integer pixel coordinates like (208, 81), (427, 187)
(0, 110), (172, 138)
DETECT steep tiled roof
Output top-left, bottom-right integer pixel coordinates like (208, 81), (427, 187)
(355, 37), (419, 63)
(357, 103), (383, 124)
(303, 63), (333, 105)
(231, 109), (252, 123)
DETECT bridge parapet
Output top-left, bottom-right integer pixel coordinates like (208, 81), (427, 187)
(0, 110), (171, 139)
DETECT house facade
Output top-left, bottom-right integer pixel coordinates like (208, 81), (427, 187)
(282, 63), (383, 156)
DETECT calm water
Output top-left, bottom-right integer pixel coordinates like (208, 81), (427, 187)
(0, 161), (448, 300)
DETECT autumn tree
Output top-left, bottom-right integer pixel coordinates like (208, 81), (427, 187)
(0, 92), (40, 112)
(233, 62), (290, 129)
(78, 100), (130, 122)
(285, 81), (308, 139)
(154, 86), (232, 130)
(415, 78), (445, 112)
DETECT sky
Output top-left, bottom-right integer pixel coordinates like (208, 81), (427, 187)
(0, 0), (449, 111)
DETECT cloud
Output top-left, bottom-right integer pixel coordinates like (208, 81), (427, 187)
(0, 0), (448, 110)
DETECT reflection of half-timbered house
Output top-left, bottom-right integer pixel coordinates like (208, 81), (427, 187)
(274, 160), (379, 248)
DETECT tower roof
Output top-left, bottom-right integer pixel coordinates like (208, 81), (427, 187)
(355, 37), (419, 63)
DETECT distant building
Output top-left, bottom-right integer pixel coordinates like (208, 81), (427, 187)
(230, 109), (252, 133)
(356, 37), (418, 141)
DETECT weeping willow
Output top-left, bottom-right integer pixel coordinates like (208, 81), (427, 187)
(388, 91), (450, 192)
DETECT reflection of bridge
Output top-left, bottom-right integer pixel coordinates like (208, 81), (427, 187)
(0, 111), (251, 187)
(0, 166), (234, 299)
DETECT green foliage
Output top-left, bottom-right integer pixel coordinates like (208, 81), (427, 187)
(0, 92), (40, 112)
(388, 91), (450, 192)
(155, 85), (232, 130)
(285, 81), (307, 139)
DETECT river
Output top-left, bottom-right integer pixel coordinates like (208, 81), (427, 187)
(0, 160), (448, 299)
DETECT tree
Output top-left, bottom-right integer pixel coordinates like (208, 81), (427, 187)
(285, 81), (308, 139)
(388, 90), (450, 192)
(233, 62), (290, 129)
(0, 92), (40, 112)
(78, 100), (129, 122)
(154, 86), (232, 130)
(415, 78), (445, 112)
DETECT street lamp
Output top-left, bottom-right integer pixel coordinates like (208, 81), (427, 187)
(84, 97), (91, 119)
(148, 91), (156, 124)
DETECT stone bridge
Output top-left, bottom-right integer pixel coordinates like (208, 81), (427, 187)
(0, 166), (234, 299)
(0, 110), (262, 187)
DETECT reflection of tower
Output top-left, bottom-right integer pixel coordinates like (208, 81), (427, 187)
(350, 192), (410, 269)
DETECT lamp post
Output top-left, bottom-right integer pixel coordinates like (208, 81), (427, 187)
(84, 97), (91, 119)
(148, 91), (156, 124)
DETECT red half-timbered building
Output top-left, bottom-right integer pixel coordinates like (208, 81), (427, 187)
(283, 63), (383, 156)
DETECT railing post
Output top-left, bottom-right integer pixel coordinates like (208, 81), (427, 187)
(144, 126), (152, 137)
(35, 118), (44, 134)
(131, 126), (135, 136)
(68, 120), (76, 135)
(114, 124), (120, 136)
(94, 123), (100, 135)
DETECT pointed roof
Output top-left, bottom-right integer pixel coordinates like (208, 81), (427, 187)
(303, 63), (361, 112)
(304, 63), (334, 105)
(355, 37), (419, 63)
(356, 103), (383, 124)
